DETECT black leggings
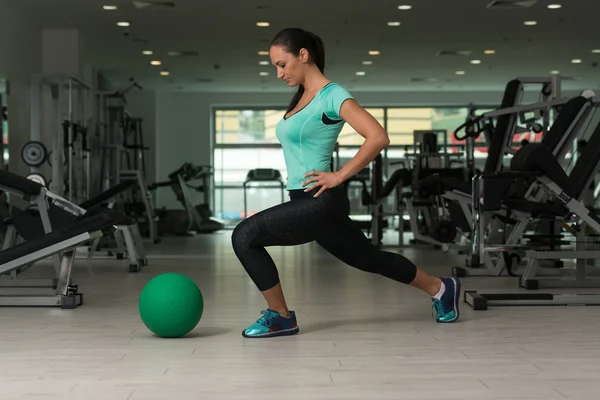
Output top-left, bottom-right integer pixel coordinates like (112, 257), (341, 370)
(231, 186), (417, 291)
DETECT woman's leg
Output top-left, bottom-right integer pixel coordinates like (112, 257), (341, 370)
(231, 190), (336, 337)
(313, 189), (461, 323)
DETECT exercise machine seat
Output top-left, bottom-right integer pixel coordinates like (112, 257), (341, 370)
(507, 95), (591, 198)
(0, 170), (43, 198)
(505, 120), (600, 214)
(0, 211), (121, 265)
(418, 171), (471, 195)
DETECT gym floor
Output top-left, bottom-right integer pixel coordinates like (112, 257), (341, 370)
(2, 232), (599, 399)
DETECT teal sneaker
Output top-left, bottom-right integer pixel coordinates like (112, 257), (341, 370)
(242, 309), (299, 338)
(432, 277), (461, 323)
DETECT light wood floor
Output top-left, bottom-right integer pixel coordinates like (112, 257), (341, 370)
(1, 231), (600, 400)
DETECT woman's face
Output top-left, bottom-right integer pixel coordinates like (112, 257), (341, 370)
(270, 45), (308, 87)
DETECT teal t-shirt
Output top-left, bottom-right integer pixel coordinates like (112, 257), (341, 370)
(275, 82), (353, 190)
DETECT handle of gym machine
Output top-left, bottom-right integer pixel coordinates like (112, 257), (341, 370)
(454, 115), (485, 141)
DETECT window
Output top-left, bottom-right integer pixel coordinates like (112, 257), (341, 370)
(215, 109), (285, 145)
(214, 109), (288, 224)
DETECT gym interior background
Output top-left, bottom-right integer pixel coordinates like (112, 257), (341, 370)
(1, 0), (600, 399)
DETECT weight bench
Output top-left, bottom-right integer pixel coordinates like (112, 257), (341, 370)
(465, 121), (600, 309)
(2, 178), (147, 273)
(0, 190), (122, 308)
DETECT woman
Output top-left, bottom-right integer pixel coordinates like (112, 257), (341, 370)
(232, 28), (461, 338)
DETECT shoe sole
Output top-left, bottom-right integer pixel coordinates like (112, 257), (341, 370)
(242, 326), (300, 338)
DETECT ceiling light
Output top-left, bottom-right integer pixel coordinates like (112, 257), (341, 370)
(470, 59), (481, 64)
(455, 71), (466, 75)
(256, 22), (270, 27)
(368, 50), (380, 55)
(387, 21), (401, 26)
(117, 21), (130, 27)
(550, 70), (560, 74)
(397, 5), (412, 10)
(142, 50), (153, 55)
(547, 4), (561, 8)
(168, 51), (182, 56)
(103, 5), (117, 10)
(484, 50), (496, 55)
(356, 71), (366, 76)
(592, 49), (600, 54)
(259, 61), (269, 65)
(150, 60), (161, 66)
(362, 61), (373, 65)
(259, 72), (269, 76)
(571, 59), (582, 64)
(523, 20), (537, 26)
(258, 51), (269, 56)
(160, 71), (170, 76)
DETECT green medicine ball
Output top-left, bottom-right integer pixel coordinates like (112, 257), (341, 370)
(138, 273), (204, 338)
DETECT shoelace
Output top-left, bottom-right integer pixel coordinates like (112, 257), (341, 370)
(256, 309), (278, 327)
(432, 299), (445, 317)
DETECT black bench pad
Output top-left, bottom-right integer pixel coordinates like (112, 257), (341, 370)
(0, 170), (43, 197)
(0, 211), (122, 265)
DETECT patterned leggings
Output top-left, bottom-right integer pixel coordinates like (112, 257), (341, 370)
(231, 186), (418, 291)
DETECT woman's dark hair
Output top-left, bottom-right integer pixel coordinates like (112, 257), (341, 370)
(271, 28), (325, 113)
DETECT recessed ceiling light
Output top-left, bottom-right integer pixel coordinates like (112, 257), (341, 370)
(397, 5), (412, 10)
(259, 61), (269, 65)
(362, 61), (373, 65)
(484, 50), (496, 55)
(550, 70), (560, 74)
(160, 71), (170, 76)
(142, 50), (153, 55)
(571, 59), (582, 64)
(259, 72), (269, 76)
(368, 50), (380, 55)
(592, 49), (600, 54)
(356, 71), (366, 76)
(547, 4), (561, 9)
(150, 60), (161, 66)
(256, 22), (270, 27)
(523, 20), (537, 26)
(387, 21), (401, 26)
(117, 22), (130, 27)
(455, 70), (466, 75)
(470, 59), (481, 64)
(103, 5), (117, 10)
(258, 51), (269, 56)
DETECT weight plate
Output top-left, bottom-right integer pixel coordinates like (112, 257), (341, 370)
(26, 173), (47, 187)
(21, 141), (47, 167)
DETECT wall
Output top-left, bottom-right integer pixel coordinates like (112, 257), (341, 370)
(0, 1), (41, 178)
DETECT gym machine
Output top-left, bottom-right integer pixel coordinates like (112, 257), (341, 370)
(452, 92), (598, 277)
(465, 119), (600, 309)
(151, 163), (224, 235)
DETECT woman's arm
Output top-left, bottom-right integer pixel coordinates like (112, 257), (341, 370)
(302, 99), (390, 197)
(335, 99), (390, 182)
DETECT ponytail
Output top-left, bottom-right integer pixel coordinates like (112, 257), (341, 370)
(306, 31), (325, 73)
(271, 28), (326, 113)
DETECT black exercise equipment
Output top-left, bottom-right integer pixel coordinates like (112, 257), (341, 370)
(466, 117), (600, 309)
